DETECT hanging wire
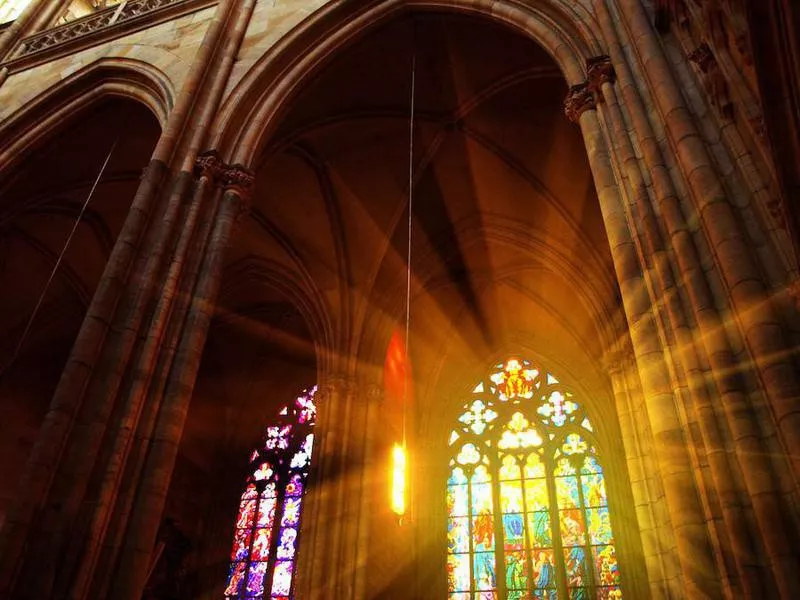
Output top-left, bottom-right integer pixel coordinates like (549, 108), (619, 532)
(1, 138), (118, 379)
(403, 32), (417, 452)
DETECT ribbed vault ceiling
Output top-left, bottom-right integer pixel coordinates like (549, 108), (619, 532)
(197, 11), (622, 464)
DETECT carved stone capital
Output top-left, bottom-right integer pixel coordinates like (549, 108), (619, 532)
(564, 83), (595, 124)
(688, 42), (734, 120)
(688, 42), (715, 73)
(193, 150), (224, 181)
(765, 198), (787, 230)
(222, 164), (255, 197)
(586, 55), (615, 102)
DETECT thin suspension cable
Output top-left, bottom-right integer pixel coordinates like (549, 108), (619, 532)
(403, 41), (417, 450)
(2, 138), (118, 378)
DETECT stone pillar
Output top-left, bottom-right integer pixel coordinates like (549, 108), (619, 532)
(586, 53), (778, 597)
(566, 85), (722, 598)
(618, 0), (800, 493)
(604, 345), (669, 598)
(591, 2), (800, 589)
(353, 384), (380, 598)
(301, 378), (372, 599)
(64, 151), (226, 600)
(107, 161), (255, 600)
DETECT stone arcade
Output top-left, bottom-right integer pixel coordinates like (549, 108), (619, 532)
(0, 0), (798, 598)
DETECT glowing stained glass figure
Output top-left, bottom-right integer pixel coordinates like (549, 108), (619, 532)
(225, 387), (317, 600)
(489, 358), (538, 400)
(447, 357), (623, 598)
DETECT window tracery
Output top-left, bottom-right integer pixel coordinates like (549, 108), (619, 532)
(447, 358), (622, 599)
(225, 387), (317, 600)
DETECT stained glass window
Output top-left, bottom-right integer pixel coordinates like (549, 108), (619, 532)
(447, 359), (622, 599)
(225, 387), (317, 600)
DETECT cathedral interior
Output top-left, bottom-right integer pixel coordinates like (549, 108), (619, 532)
(0, 0), (798, 599)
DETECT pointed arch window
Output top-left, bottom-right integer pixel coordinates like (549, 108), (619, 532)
(446, 358), (622, 599)
(225, 387), (317, 599)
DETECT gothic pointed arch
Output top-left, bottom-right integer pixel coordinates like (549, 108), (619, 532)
(211, 0), (607, 167)
(0, 57), (173, 176)
(447, 357), (622, 599)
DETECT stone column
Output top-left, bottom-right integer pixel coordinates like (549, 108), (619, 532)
(604, 345), (669, 598)
(566, 85), (722, 597)
(107, 162), (254, 600)
(353, 384), (380, 598)
(618, 0), (800, 491)
(64, 151), (227, 600)
(586, 53), (785, 597)
(591, 3), (800, 589)
(300, 377), (373, 599)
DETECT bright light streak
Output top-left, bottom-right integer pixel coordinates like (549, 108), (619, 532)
(391, 443), (407, 516)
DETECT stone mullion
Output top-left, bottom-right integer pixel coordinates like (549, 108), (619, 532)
(86, 159), (226, 600)
(617, 0), (800, 499)
(590, 56), (768, 596)
(107, 170), (252, 599)
(570, 94), (722, 597)
(599, 2), (800, 594)
(605, 354), (667, 597)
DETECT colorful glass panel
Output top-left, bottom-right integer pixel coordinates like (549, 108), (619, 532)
(224, 387), (317, 600)
(446, 357), (623, 598)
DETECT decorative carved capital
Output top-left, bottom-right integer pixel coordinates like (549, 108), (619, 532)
(586, 55), (616, 102)
(564, 83), (595, 124)
(222, 164), (255, 197)
(688, 42), (734, 120)
(193, 150), (224, 181)
(688, 42), (715, 73)
(765, 198), (787, 230)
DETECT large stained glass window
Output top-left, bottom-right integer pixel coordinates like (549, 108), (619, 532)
(446, 359), (622, 599)
(225, 387), (317, 600)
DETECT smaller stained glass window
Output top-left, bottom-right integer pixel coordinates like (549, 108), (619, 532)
(225, 387), (317, 600)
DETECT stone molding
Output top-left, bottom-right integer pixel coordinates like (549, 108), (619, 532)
(2, 0), (215, 75)
(586, 55), (616, 102)
(563, 82), (596, 123)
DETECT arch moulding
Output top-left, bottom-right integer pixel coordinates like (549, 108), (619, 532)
(0, 57), (173, 178)
(212, 0), (607, 167)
